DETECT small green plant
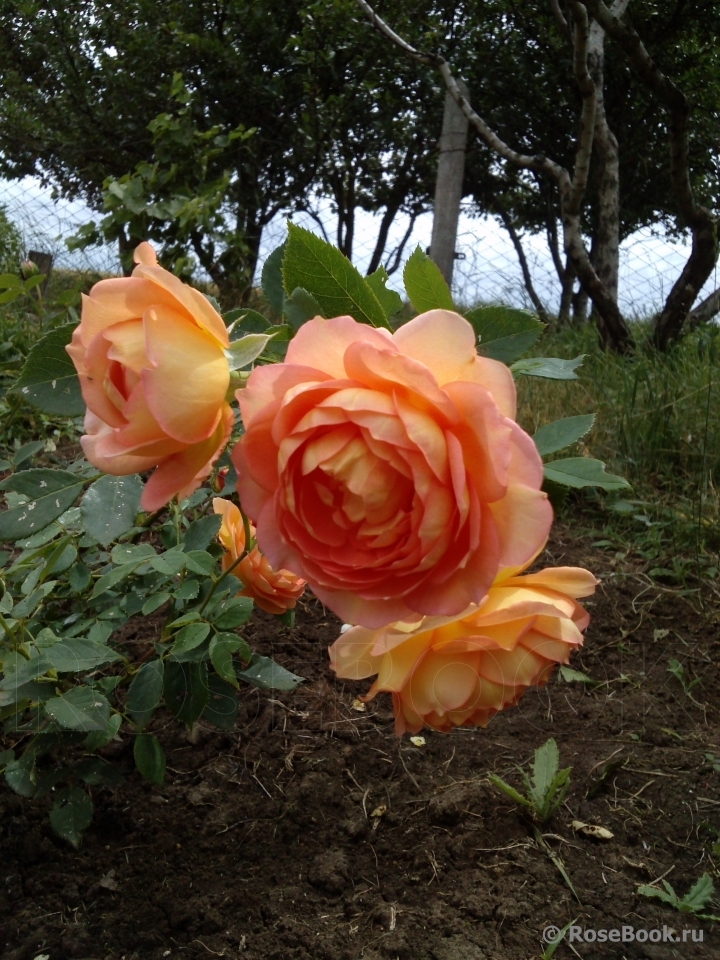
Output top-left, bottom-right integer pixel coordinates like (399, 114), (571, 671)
(638, 872), (720, 921)
(705, 753), (720, 774)
(540, 917), (578, 959)
(667, 658), (702, 703)
(489, 738), (571, 822)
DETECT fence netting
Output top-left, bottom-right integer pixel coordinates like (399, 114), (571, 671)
(1, 178), (718, 319)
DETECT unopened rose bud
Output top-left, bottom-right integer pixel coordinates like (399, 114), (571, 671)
(20, 260), (39, 279)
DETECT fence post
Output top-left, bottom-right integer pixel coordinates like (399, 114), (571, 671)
(430, 81), (470, 290)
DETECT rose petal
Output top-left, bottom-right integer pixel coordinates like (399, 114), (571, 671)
(143, 305), (229, 445)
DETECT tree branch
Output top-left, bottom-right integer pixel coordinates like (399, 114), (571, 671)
(495, 204), (550, 322)
(353, 0), (632, 351)
(353, 0), (568, 188)
(688, 287), (720, 328)
(549, 0), (570, 35)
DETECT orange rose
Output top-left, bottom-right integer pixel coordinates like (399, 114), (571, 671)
(66, 243), (233, 511)
(232, 311), (552, 627)
(213, 498), (306, 615)
(329, 565), (597, 734)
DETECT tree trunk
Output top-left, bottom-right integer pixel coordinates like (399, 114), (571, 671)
(430, 82), (470, 287)
(652, 215), (719, 349)
(558, 257), (576, 324)
(586, 11), (624, 308)
(573, 286), (589, 322)
(563, 207), (632, 352)
(580, 0), (719, 350)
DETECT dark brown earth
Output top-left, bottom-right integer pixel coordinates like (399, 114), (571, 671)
(1, 524), (719, 960)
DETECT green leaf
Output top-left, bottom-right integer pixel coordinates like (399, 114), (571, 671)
(533, 415), (595, 457)
(74, 756), (124, 786)
(4, 751), (36, 797)
(510, 356), (584, 380)
(224, 332), (274, 370)
(183, 550), (217, 576)
(0, 273), (21, 290)
(142, 592), (171, 615)
(226, 308), (270, 336)
(149, 547), (187, 576)
(402, 246), (453, 314)
(126, 659), (165, 730)
(283, 286), (323, 330)
(487, 773), (531, 808)
(202, 674), (238, 730)
(366, 266), (403, 318)
(558, 666), (598, 687)
(638, 883), (678, 906)
(12, 323), (85, 416)
(170, 622), (210, 658)
(532, 738), (560, 801)
(44, 686), (111, 732)
(85, 712), (121, 751)
(12, 580), (57, 619)
(680, 873), (715, 913)
(237, 653), (303, 691)
(0, 469), (88, 541)
(80, 475), (143, 545)
(133, 733), (166, 787)
(466, 305), (544, 364)
(110, 543), (156, 565)
(47, 638), (122, 672)
(184, 514), (222, 552)
(209, 633), (250, 689)
(261, 241), (286, 316)
(283, 223), (388, 328)
(49, 785), (93, 847)
(0, 655), (53, 691)
(163, 661), (209, 727)
(90, 563), (139, 600)
(12, 440), (46, 467)
(208, 595), (253, 630)
(543, 458), (630, 491)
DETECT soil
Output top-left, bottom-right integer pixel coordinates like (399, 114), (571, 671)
(1, 523), (720, 960)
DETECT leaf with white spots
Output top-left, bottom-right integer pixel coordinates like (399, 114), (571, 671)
(0, 469), (88, 541)
(80, 475), (143, 545)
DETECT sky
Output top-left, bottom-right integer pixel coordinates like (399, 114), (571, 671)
(1, 176), (717, 318)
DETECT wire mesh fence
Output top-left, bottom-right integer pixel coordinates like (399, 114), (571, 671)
(1, 177), (718, 320)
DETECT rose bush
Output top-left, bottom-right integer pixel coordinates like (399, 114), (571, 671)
(213, 497), (306, 615)
(66, 242), (233, 510)
(329, 564), (597, 733)
(232, 310), (553, 628)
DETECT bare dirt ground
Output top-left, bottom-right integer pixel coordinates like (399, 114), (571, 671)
(2, 523), (719, 960)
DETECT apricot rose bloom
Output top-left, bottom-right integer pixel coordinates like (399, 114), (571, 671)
(329, 565), (597, 734)
(213, 498), (306, 615)
(232, 311), (553, 628)
(66, 243), (233, 511)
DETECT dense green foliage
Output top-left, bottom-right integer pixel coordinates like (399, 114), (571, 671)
(517, 321), (720, 577)
(0, 231), (627, 845)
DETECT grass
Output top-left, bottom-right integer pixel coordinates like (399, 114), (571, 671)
(516, 320), (720, 581)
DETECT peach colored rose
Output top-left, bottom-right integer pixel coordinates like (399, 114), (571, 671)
(232, 310), (553, 628)
(66, 242), (233, 511)
(213, 498), (306, 615)
(329, 565), (597, 734)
